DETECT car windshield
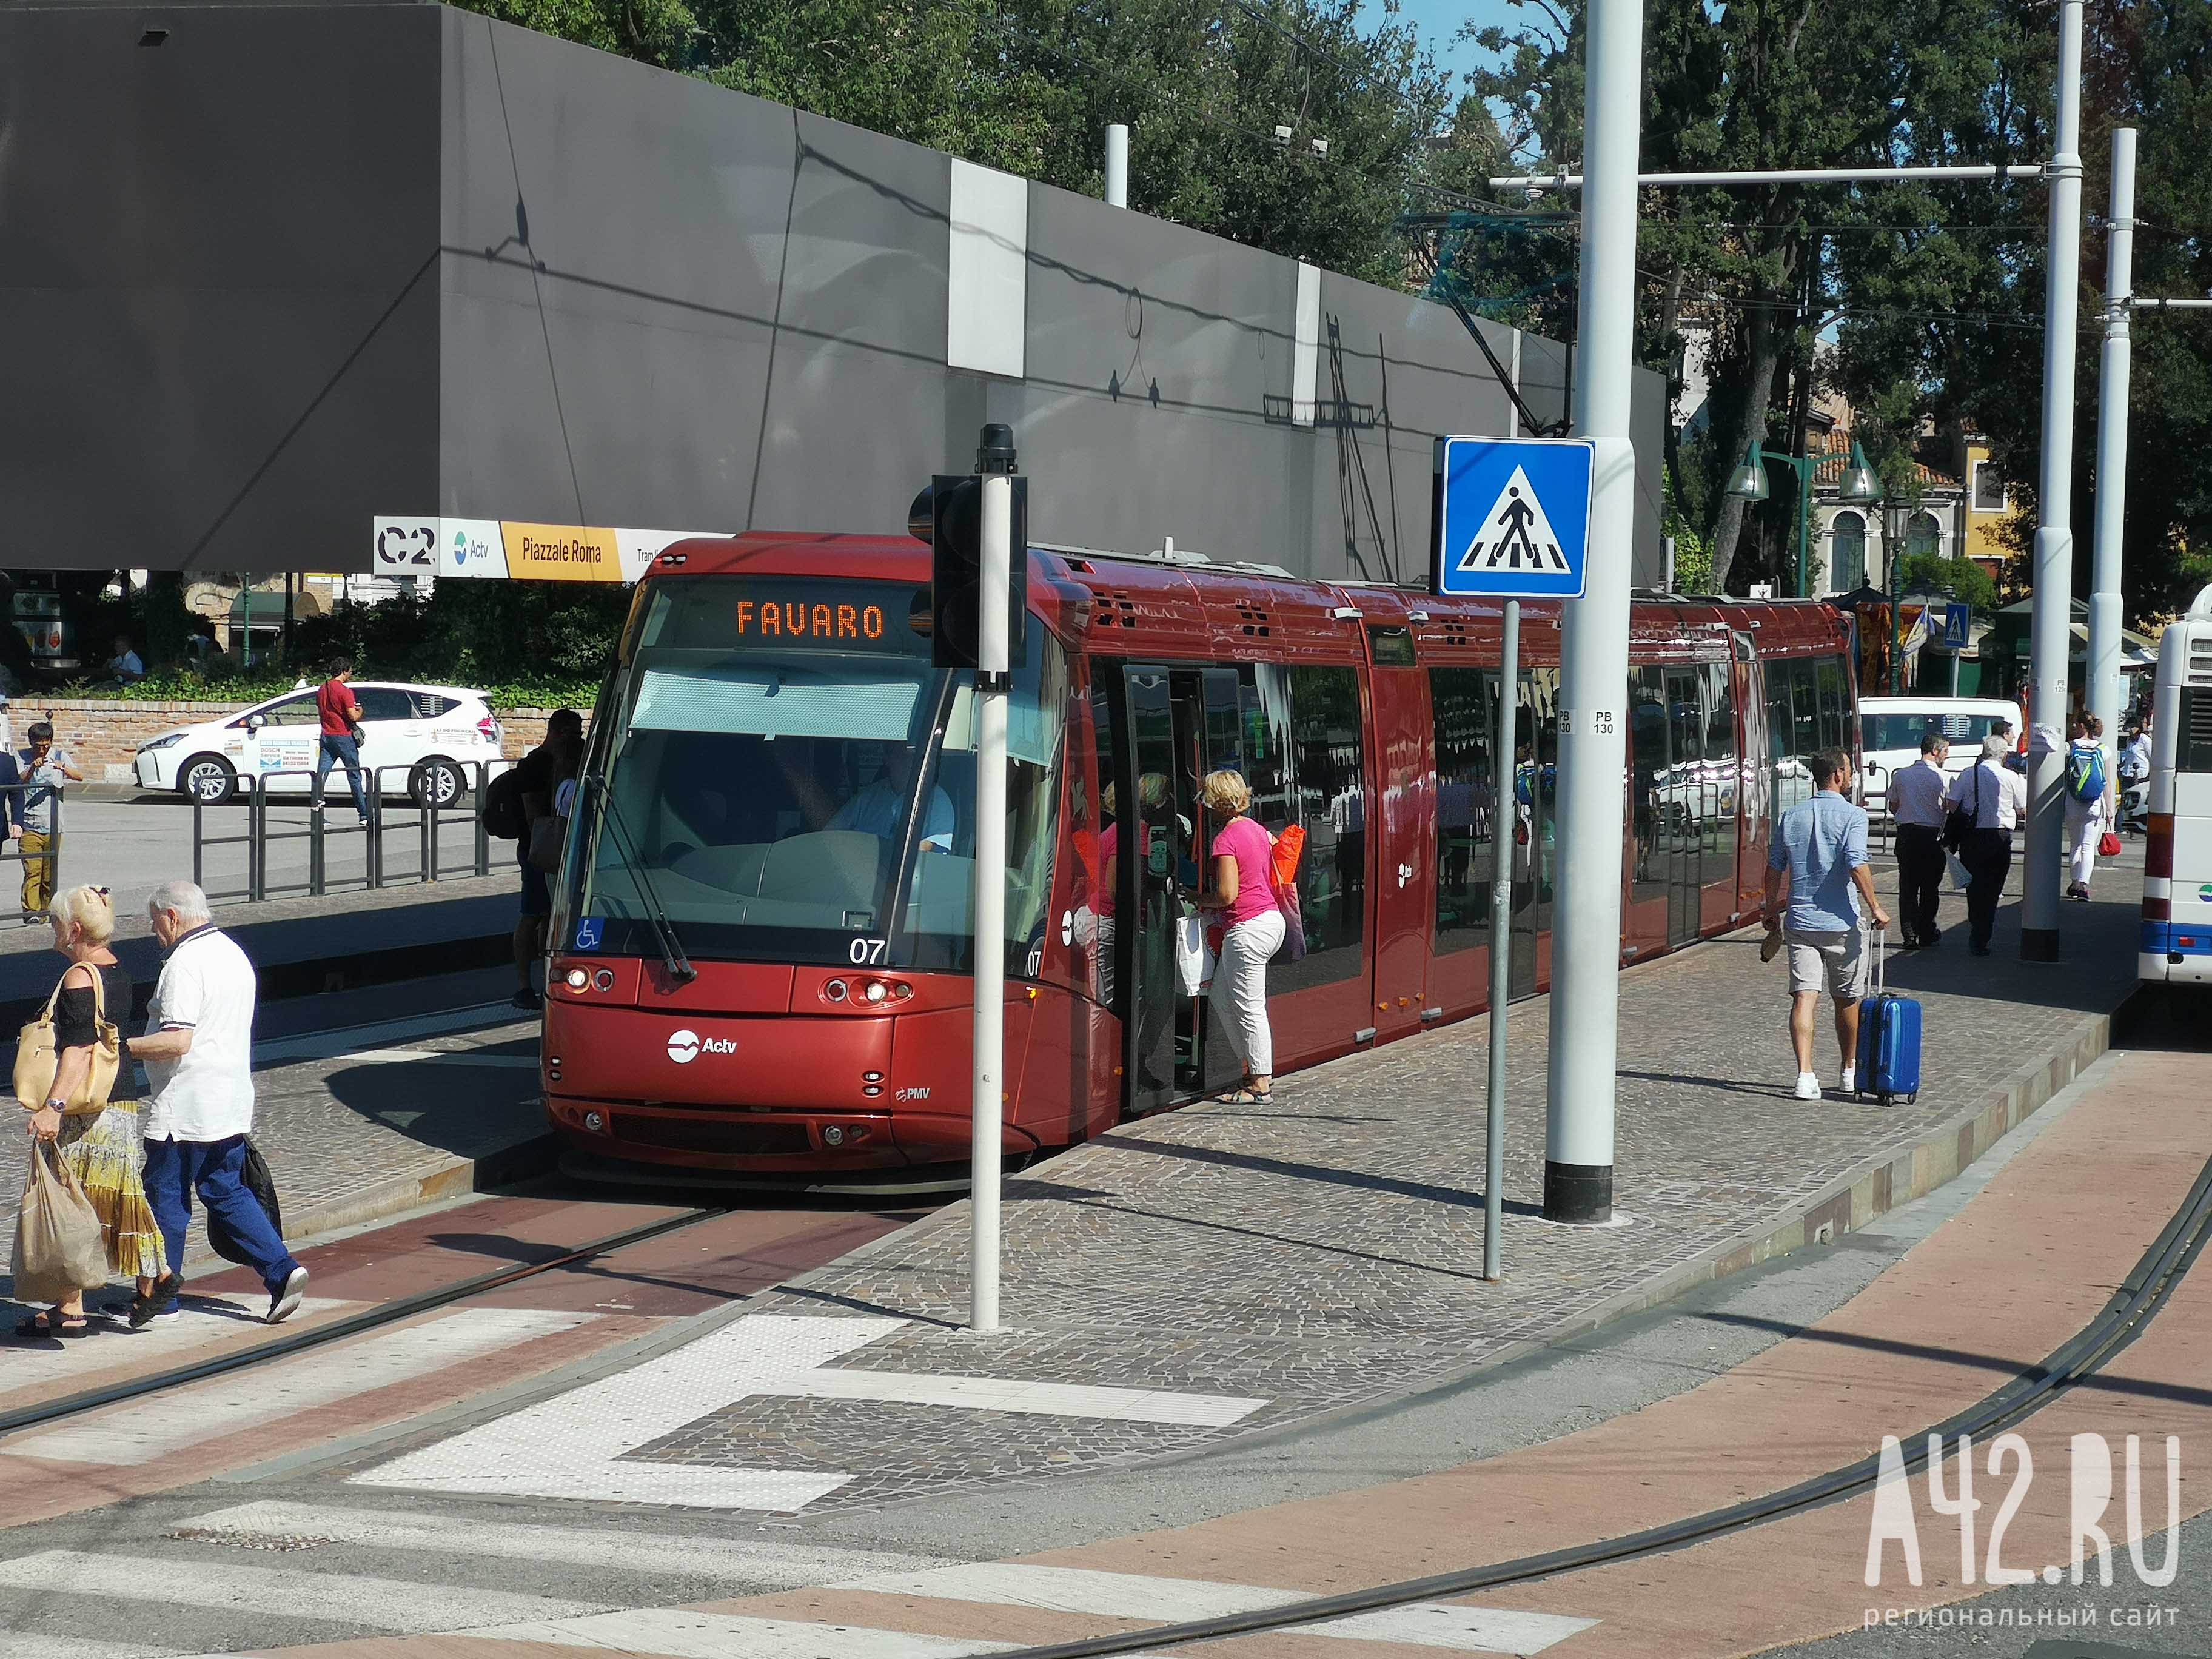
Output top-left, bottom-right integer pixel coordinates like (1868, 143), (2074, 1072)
(1862, 712), (2007, 752)
(568, 577), (1065, 971)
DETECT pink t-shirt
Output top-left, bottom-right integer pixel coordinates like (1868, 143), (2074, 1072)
(1211, 816), (1278, 930)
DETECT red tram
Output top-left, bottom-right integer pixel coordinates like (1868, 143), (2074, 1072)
(541, 534), (1857, 1178)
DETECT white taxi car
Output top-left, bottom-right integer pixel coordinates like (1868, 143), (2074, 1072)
(135, 681), (507, 807)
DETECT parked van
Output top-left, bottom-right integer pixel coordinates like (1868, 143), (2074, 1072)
(1859, 695), (2024, 819)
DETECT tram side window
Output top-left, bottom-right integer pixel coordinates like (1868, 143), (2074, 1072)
(1238, 665), (1296, 834)
(1088, 680), (1119, 1005)
(1628, 666), (1670, 905)
(1281, 665), (1366, 990)
(1704, 659), (1739, 868)
(1814, 655), (1847, 754)
(1429, 666), (1495, 954)
(1515, 669), (1562, 937)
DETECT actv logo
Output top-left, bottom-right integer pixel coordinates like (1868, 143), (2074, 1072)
(665, 1030), (738, 1065)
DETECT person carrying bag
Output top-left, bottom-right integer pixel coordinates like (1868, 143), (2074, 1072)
(12, 885), (164, 1338)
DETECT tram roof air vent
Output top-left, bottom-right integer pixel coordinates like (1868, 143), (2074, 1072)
(1234, 602), (1272, 638)
(1093, 592), (1140, 629)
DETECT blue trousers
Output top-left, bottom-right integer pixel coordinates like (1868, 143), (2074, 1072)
(317, 732), (369, 818)
(141, 1134), (300, 1302)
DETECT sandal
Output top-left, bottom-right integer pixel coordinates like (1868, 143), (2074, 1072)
(1217, 1087), (1274, 1105)
(14, 1309), (89, 1339)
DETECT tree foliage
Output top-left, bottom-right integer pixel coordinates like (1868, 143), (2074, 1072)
(455, 0), (1459, 290)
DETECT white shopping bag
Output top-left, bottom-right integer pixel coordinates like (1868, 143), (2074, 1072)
(1946, 850), (1971, 893)
(1175, 912), (1215, 997)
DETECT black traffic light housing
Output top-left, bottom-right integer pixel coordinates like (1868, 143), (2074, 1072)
(907, 428), (1027, 672)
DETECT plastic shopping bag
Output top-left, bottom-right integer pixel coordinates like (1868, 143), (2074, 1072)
(1946, 850), (1972, 893)
(1175, 912), (1215, 997)
(11, 1139), (107, 1305)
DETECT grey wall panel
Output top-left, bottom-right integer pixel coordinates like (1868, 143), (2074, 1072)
(0, 2), (440, 572)
(1018, 181), (1306, 564)
(1631, 366), (1667, 586)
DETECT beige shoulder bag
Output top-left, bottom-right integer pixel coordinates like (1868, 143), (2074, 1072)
(15, 966), (121, 1113)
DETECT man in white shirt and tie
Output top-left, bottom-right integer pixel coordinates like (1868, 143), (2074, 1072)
(1889, 732), (1954, 949)
(1946, 735), (2030, 956)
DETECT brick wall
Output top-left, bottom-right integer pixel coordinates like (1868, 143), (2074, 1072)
(20, 698), (591, 785)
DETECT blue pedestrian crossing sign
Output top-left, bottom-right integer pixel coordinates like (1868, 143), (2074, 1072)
(1433, 437), (1594, 599)
(1940, 603), (1971, 648)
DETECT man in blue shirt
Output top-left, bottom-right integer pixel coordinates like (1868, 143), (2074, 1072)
(1763, 747), (1890, 1101)
(830, 744), (955, 852)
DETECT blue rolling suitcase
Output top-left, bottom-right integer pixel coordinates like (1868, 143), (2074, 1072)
(1855, 927), (1922, 1105)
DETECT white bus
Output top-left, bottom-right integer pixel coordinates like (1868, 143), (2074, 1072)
(2141, 584), (2212, 1024)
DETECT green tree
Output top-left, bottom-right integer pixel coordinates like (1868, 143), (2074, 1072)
(1895, 550), (1997, 612)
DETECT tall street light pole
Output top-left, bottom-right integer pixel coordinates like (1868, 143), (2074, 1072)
(2021, 0), (2086, 964)
(2088, 128), (2135, 778)
(1540, 0), (1641, 1225)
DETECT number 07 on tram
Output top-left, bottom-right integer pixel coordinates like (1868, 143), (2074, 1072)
(541, 532), (1858, 1180)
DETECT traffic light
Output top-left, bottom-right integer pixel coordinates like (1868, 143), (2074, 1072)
(907, 473), (1027, 672)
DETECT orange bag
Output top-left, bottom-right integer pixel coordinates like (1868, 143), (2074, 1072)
(1269, 824), (1307, 894)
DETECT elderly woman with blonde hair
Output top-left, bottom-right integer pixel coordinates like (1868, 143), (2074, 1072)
(13, 885), (164, 1338)
(1192, 769), (1287, 1104)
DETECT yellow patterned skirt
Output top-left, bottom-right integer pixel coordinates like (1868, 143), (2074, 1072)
(55, 1102), (166, 1280)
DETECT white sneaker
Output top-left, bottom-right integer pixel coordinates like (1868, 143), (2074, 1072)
(1794, 1073), (1821, 1101)
(1838, 1067), (1857, 1096)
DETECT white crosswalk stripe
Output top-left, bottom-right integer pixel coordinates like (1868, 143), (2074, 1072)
(0, 1636), (171, 1659)
(469, 1610), (1021, 1658)
(355, 1313), (1267, 1511)
(0, 1550), (606, 1633)
(837, 1564), (1597, 1655)
(0, 1298), (349, 1394)
(8, 1308), (593, 1466)
(177, 1501), (939, 1587)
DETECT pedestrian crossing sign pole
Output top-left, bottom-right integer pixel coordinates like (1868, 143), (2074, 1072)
(1431, 435), (1595, 1282)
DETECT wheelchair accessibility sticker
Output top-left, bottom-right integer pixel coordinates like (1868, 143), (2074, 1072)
(574, 917), (605, 951)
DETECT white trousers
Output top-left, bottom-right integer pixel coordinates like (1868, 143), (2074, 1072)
(2065, 796), (2105, 886)
(1208, 908), (1287, 1078)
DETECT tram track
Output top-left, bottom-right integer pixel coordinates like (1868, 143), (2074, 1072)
(987, 1140), (2212, 1659)
(0, 1205), (728, 1444)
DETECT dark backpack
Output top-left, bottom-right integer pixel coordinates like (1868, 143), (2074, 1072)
(206, 1138), (284, 1268)
(480, 767), (526, 839)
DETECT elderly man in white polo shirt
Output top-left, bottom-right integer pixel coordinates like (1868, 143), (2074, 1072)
(128, 880), (307, 1327)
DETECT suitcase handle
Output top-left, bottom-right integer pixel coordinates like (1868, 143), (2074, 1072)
(1870, 922), (1886, 1000)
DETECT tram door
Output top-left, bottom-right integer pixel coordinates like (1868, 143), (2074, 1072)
(1115, 664), (1249, 1115)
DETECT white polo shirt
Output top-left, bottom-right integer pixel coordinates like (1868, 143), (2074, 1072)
(1946, 757), (2029, 831)
(142, 925), (258, 1142)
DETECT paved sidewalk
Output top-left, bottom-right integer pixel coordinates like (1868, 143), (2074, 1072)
(353, 854), (2152, 1518)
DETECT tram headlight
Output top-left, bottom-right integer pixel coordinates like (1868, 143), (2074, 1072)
(592, 968), (615, 991)
(583, 1110), (605, 1132)
(862, 980), (888, 1004)
(565, 967), (589, 990)
(823, 1125), (846, 1146)
(825, 979), (848, 1002)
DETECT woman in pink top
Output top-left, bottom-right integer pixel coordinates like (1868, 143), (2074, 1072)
(1194, 769), (1287, 1102)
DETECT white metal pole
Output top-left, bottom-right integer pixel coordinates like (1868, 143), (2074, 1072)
(1485, 600), (1518, 1276)
(2021, 0), (2086, 963)
(1488, 163), (2047, 189)
(2088, 129), (2135, 785)
(971, 432), (1014, 1332)
(1541, 0), (1641, 1225)
(1105, 125), (1130, 209)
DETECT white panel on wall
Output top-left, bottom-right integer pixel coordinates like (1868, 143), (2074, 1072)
(1291, 261), (1321, 426)
(947, 158), (1029, 379)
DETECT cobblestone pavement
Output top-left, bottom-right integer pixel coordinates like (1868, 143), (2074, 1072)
(599, 854), (2148, 1515)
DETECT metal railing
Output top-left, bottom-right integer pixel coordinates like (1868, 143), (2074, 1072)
(191, 762), (495, 907)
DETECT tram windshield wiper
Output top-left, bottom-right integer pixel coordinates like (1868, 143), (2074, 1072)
(583, 773), (697, 984)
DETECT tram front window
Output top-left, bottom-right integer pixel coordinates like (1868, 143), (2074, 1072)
(572, 577), (1061, 972)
